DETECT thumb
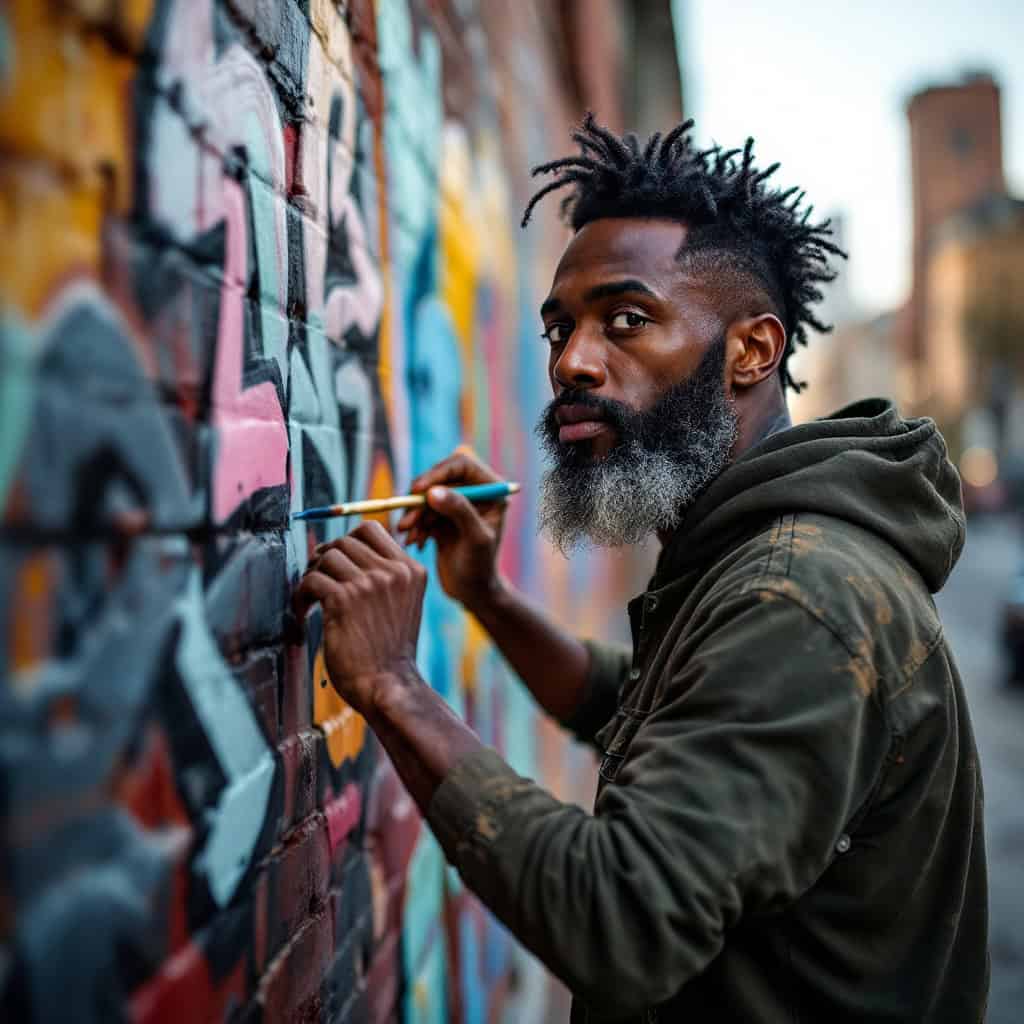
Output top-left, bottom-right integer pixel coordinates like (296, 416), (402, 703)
(426, 486), (492, 545)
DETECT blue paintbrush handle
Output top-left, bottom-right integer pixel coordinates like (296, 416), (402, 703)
(450, 482), (516, 502)
(292, 481), (519, 520)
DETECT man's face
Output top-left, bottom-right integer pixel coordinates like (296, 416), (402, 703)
(535, 217), (739, 551)
(540, 218), (728, 453)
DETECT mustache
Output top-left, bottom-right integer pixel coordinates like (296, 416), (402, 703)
(537, 389), (638, 446)
(536, 336), (730, 457)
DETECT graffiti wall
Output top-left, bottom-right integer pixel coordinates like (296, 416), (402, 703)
(0, 1), (652, 1021)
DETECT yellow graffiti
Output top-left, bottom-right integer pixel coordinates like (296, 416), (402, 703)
(439, 124), (481, 363)
(0, 0), (154, 315)
(313, 644), (367, 768)
(8, 551), (53, 688)
(438, 121), (521, 695)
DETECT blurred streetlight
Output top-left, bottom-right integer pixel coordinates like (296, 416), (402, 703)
(960, 445), (999, 488)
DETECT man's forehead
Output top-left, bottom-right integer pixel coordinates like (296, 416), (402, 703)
(552, 217), (692, 287)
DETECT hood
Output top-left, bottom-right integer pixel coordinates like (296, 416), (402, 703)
(658, 398), (966, 593)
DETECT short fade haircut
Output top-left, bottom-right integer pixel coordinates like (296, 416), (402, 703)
(522, 114), (846, 392)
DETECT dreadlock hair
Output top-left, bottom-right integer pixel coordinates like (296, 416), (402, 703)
(522, 113), (847, 392)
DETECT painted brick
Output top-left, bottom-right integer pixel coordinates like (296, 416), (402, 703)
(63, 0), (153, 54)
(0, 0), (660, 1020)
(236, 647), (282, 742)
(363, 928), (401, 1024)
(256, 906), (334, 1022)
(130, 928), (249, 1024)
(280, 632), (315, 736)
(276, 727), (320, 837)
(332, 847), (374, 938)
(205, 532), (289, 652)
(322, 911), (371, 1021)
(0, 169), (116, 314)
(262, 813), (332, 961)
(0, 17), (139, 177)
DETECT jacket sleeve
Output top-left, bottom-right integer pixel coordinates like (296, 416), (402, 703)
(559, 638), (631, 747)
(426, 587), (889, 1020)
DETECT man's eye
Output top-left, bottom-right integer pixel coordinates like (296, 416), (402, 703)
(609, 311), (649, 331)
(542, 323), (571, 345)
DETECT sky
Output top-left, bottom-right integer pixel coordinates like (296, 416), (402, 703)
(676, 0), (1024, 318)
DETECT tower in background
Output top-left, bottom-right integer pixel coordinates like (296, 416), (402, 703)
(906, 73), (1005, 364)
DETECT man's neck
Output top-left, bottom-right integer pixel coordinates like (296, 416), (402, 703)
(754, 406), (792, 445)
(732, 388), (791, 462)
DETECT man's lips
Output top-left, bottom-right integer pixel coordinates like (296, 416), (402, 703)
(554, 404), (612, 443)
(558, 420), (610, 443)
(555, 403), (602, 424)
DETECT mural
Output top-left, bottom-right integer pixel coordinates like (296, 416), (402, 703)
(0, 0), (642, 1021)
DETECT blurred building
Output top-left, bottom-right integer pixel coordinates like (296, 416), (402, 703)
(923, 196), (1024, 427)
(793, 312), (901, 422)
(788, 211), (886, 421)
(797, 71), (1024, 511)
(906, 73), (1005, 367)
(549, 0), (683, 136)
(922, 194), (1024, 501)
(906, 73), (1024, 510)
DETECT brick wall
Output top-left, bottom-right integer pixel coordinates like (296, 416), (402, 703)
(0, 1), (673, 1021)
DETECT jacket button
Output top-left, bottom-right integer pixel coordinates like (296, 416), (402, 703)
(646, 596), (659, 612)
(835, 833), (851, 854)
(628, 668), (641, 681)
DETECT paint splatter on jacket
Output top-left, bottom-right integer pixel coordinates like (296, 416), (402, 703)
(427, 398), (989, 1022)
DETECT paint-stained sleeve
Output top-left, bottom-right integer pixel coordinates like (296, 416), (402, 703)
(426, 587), (889, 1020)
(559, 638), (631, 747)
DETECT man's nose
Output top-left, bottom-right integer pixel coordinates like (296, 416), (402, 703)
(552, 330), (607, 391)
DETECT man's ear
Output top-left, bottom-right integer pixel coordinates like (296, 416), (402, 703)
(725, 314), (787, 390)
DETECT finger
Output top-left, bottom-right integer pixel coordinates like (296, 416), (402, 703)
(409, 508), (441, 536)
(400, 521), (427, 546)
(424, 486), (492, 545)
(349, 519), (408, 561)
(396, 507), (424, 532)
(292, 570), (335, 622)
(317, 547), (362, 582)
(307, 538), (344, 567)
(306, 542), (326, 567)
(310, 536), (377, 565)
(410, 451), (501, 494)
(337, 534), (384, 570)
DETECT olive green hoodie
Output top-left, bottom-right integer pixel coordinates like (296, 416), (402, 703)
(428, 398), (989, 1022)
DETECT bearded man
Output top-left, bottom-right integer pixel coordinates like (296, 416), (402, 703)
(293, 116), (989, 1022)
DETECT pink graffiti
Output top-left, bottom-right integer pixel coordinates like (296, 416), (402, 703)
(211, 178), (289, 523)
(324, 782), (362, 856)
(324, 193), (383, 342)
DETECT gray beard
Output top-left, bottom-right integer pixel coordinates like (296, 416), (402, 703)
(536, 345), (738, 554)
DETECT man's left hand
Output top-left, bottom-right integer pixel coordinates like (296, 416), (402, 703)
(292, 520), (428, 717)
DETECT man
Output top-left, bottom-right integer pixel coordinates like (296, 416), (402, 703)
(294, 116), (988, 1021)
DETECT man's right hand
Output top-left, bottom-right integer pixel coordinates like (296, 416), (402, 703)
(401, 448), (592, 725)
(397, 448), (508, 613)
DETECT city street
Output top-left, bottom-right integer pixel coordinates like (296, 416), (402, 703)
(935, 514), (1024, 1020)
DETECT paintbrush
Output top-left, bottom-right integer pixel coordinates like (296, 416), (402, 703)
(291, 481), (521, 521)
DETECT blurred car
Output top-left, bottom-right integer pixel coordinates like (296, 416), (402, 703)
(1001, 565), (1024, 684)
